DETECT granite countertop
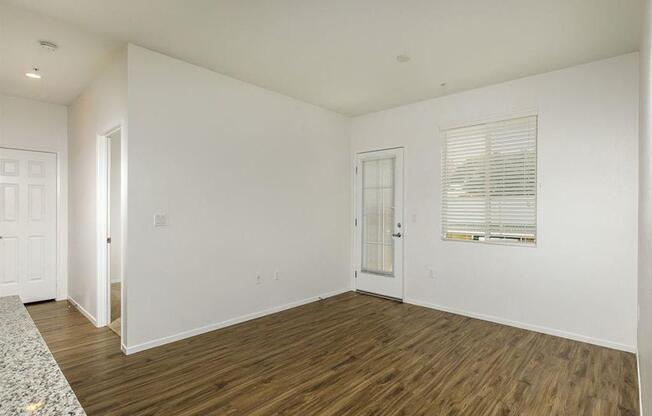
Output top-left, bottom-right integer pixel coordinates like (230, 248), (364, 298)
(0, 296), (86, 416)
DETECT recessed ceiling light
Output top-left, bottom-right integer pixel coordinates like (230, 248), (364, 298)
(396, 54), (411, 63)
(25, 67), (41, 79)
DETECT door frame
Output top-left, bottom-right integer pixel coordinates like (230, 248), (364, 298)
(352, 147), (405, 301)
(0, 146), (62, 301)
(96, 126), (124, 341)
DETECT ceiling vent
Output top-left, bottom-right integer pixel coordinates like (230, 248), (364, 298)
(39, 40), (58, 52)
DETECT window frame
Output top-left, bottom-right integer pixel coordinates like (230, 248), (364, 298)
(440, 114), (538, 247)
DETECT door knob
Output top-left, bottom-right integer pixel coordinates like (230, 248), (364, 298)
(392, 232), (402, 238)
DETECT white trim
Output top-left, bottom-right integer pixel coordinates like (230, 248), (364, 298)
(54, 149), (67, 301)
(638, 352), (644, 415)
(438, 107), (538, 132)
(68, 297), (99, 327)
(119, 123), (128, 348)
(405, 298), (636, 353)
(124, 288), (351, 355)
(350, 152), (357, 295)
(96, 134), (109, 327)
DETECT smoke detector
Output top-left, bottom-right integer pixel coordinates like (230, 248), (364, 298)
(39, 40), (58, 52)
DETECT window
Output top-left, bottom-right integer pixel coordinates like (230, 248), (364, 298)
(361, 157), (396, 275)
(441, 115), (537, 245)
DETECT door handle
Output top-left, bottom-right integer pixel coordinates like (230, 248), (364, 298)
(392, 232), (402, 238)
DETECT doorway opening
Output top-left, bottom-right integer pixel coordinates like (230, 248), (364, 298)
(96, 127), (123, 340)
(107, 129), (122, 336)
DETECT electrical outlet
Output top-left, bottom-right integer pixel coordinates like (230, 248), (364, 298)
(256, 274), (262, 285)
(428, 269), (435, 279)
(274, 270), (280, 280)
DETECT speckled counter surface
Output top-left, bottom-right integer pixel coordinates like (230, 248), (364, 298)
(0, 296), (85, 416)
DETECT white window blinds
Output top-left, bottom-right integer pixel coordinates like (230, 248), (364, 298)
(442, 115), (537, 245)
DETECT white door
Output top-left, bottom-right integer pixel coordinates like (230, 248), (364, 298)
(0, 148), (57, 303)
(355, 148), (404, 300)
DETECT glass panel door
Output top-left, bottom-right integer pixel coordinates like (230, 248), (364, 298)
(361, 157), (395, 276)
(355, 147), (404, 300)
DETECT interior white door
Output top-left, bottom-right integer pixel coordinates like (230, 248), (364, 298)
(0, 148), (57, 303)
(355, 148), (404, 299)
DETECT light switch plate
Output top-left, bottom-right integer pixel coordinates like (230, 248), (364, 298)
(154, 213), (168, 227)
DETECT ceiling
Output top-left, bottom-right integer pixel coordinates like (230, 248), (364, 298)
(0, 4), (120, 105)
(0, 0), (643, 116)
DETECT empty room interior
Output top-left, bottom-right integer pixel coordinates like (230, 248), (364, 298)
(2, 1), (652, 415)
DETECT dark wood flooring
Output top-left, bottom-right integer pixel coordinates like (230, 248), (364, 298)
(111, 282), (121, 322)
(108, 282), (121, 336)
(27, 292), (639, 416)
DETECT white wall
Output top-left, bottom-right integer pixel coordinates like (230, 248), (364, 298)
(0, 94), (68, 300)
(351, 53), (639, 351)
(125, 45), (351, 351)
(110, 130), (122, 283)
(68, 49), (127, 322)
(639, 0), (652, 412)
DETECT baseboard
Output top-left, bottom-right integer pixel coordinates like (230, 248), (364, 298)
(124, 288), (351, 355)
(405, 298), (636, 353)
(638, 352), (644, 416)
(68, 297), (99, 328)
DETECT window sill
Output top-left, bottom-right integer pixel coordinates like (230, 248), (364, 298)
(441, 237), (537, 248)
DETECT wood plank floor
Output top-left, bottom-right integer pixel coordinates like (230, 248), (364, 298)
(111, 282), (121, 322)
(27, 292), (639, 416)
(109, 282), (121, 337)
